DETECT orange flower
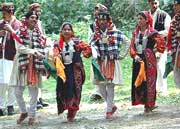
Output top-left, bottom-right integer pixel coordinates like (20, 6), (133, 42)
(108, 36), (115, 44)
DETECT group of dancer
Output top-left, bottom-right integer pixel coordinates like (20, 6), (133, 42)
(0, 0), (180, 125)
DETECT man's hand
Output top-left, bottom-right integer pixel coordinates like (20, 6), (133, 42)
(3, 24), (15, 33)
(34, 51), (44, 60)
(0, 30), (5, 37)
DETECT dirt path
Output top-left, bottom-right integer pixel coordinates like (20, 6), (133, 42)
(0, 102), (180, 129)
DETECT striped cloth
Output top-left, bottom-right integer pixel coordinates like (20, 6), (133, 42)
(15, 27), (45, 73)
(90, 30), (126, 60)
(168, 13), (180, 54)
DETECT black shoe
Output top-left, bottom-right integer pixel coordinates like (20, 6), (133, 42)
(89, 93), (104, 102)
(39, 98), (49, 107)
(0, 109), (4, 116)
(7, 106), (14, 116)
(37, 101), (43, 110)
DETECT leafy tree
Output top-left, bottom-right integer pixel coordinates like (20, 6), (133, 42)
(41, 0), (104, 34)
(0, 0), (174, 34)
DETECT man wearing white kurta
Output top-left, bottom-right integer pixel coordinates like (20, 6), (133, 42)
(149, 0), (171, 94)
(0, 2), (21, 116)
(29, 3), (49, 109)
(90, 11), (130, 119)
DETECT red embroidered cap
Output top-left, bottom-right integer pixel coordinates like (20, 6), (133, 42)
(29, 3), (41, 11)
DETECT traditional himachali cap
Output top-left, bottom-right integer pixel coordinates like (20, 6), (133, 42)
(25, 11), (37, 19)
(98, 12), (109, 20)
(98, 9), (109, 20)
(174, 0), (180, 4)
(95, 3), (108, 13)
(29, 3), (41, 11)
(95, 3), (109, 20)
(0, 2), (14, 12)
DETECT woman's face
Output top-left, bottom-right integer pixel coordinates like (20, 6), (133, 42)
(2, 11), (11, 21)
(26, 14), (38, 29)
(173, 3), (180, 14)
(61, 24), (73, 40)
(137, 15), (147, 28)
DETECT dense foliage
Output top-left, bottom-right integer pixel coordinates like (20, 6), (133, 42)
(0, 0), (174, 34)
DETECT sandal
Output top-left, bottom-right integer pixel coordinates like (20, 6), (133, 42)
(112, 106), (117, 115)
(149, 106), (158, 111)
(106, 112), (113, 119)
(17, 112), (28, 124)
(28, 118), (39, 125)
(67, 110), (77, 122)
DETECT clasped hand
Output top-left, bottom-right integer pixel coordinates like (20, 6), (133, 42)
(34, 51), (44, 60)
(134, 55), (142, 62)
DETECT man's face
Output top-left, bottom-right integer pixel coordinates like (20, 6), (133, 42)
(2, 11), (11, 21)
(173, 3), (180, 14)
(34, 7), (41, 18)
(149, 0), (159, 13)
(98, 18), (108, 30)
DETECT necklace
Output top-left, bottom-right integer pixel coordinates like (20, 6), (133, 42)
(135, 30), (148, 54)
(100, 29), (108, 44)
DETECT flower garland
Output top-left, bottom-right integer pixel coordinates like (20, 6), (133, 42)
(170, 13), (180, 55)
(93, 17), (115, 44)
(171, 13), (180, 42)
(19, 19), (44, 46)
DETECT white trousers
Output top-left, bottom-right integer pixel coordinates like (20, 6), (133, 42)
(14, 86), (38, 118)
(0, 84), (16, 109)
(0, 59), (16, 109)
(174, 67), (180, 89)
(156, 51), (167, 93)
(98, 83), (115, 112)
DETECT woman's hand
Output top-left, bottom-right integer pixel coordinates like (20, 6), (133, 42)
(117, 55), (124, 60)
(155, 52), (161, 60)
(167, 50), (172, 57)
(53, 46), (60, 57)
(134, 55), (142, 62)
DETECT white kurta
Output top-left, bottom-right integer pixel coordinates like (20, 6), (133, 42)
(0, 59), (16, 109)
(0, 59), (13, 85)
(151, 8), (171, 93)
(9, 40), (37, 87)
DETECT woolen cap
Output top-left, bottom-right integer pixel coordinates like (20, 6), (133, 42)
(95, 3), (108, 13)
(174, 0), (180, 4)
(0, 2), (14, 12)
(98, 12), (110, 20)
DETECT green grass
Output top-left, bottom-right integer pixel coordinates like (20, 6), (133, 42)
(42, 54), (180, 106)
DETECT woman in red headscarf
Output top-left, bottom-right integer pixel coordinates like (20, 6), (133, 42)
(130, 11), (166, 113)
(55, 22), (91, 122)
